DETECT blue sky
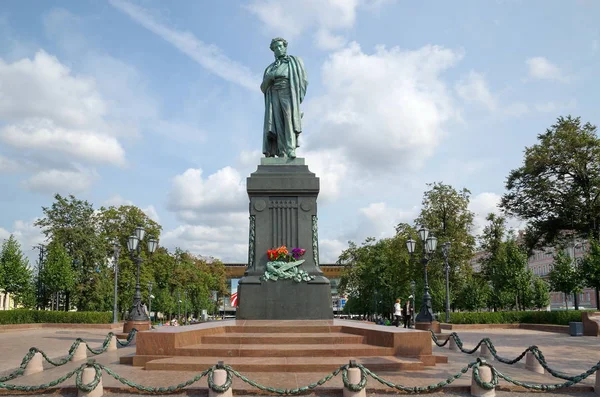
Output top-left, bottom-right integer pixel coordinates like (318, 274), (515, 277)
(0, 0), (599, 265)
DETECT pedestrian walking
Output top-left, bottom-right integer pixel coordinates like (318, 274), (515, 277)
(393, 299), (402, 327)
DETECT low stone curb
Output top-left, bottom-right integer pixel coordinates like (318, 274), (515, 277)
(440, 323), (569, 334)
(0, 323), (124, 332)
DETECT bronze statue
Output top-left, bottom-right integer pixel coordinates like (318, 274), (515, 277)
(261, 38), (308, 159)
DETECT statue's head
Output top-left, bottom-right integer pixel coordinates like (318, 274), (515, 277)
(270, 37), (288, 58)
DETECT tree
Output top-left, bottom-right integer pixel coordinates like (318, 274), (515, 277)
(455, 274), (489, 311)
(0, 235), (32, 309)
(500, 116), (600, 250)
(548, 250), (584, 310)
(580, 238), (600, 309)
(479, 215), (531, 311)
(35, 194), (106, 311)
(41, 240), (76, 310)
(414, 182), (476, 313)
(531, 277), (550, 310)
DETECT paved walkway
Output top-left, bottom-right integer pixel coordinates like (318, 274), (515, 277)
(0, 326), (598, 395)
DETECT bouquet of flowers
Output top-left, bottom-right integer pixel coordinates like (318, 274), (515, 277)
(263, 245), (312, 282)
(267, 246), (306, 262)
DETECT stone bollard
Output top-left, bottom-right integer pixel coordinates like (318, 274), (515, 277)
(209, 362), (232, 397)
(471, 364), (495, 397)
(343, 361), (366, 397)
(77, 366), (103, 397)
(524, 351), (544, 374)
(478, 344), (494, 361)
(106, 335), (117, 352)
(23, 352), (44, 376)
(71, 343), (88, 362)
(449, 337), (459, 351)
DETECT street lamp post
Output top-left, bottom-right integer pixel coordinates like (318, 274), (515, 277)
(406, 227), (437, 327)
(177, 291), (181, 322)
(184, 290), (188, 325)
(126, 225), (158, 323)
(112, 240), (121, 324)
(147, 281), (153, 322)
(442, 242), (451, 323)
(410, 280), (416, 327)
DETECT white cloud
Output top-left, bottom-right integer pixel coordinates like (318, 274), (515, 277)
(103, 195), (133, 207)
(109, 0), (258, 91)
(247, 0), (392, 50)
(0, 50), (106, 129)
(319, 239), (347, 263)
(304, 149), (348, 203)
(22, 169), (95, 194)
(2, 119), (125, 166)
(142, 205), (160, 223)
(0, 155), (20, 173)
(469, 192), (524, 238)
(0, 227), (10, 240)
(306, 42), (461, 173)
(503, 102), (529, 117)
(526, 57), (567, 82)
(0, 219), (46, 268)
(0, 50), (130, 193)
(534, 99), (576, 113)
(455, 71), (497, 110)
(359, 202), (418, 238)
(168, 167), (246, 217)
(314, 29), (348, 51)
(161, 224), (248, 263)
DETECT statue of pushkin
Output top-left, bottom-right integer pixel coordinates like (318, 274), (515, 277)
(260, 38), (308, 159)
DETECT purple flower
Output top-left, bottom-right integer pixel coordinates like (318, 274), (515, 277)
(291, 248), (306, 259)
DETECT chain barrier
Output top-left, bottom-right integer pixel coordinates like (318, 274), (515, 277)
(0, 328), (137, 383)
(430, 329), (600, 382)
(1, 357), (600, 394)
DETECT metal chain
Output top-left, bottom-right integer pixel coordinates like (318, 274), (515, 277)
(225, 363), (344, 394)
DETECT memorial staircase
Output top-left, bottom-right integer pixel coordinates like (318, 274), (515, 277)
(122, 320), (447, 372)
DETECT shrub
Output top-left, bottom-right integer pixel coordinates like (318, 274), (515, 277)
(0, 309), (112, 324)
(448, 310), (587, 325)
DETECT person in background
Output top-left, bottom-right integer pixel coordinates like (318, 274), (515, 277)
(402, 296), (413, 328)
(393, 298), (402, 327)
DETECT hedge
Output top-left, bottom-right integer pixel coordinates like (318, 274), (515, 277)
(0, 309), (112, 324)
(448, 310), (590, 325)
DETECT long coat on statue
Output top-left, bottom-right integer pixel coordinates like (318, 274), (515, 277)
(262, 55), (308, 157)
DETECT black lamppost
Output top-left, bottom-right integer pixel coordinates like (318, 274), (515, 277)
(177, 291), (181, 322)
(126, 225), (158, 322)
(410, 280), (416, 327)
(147, 281), (153, 322)
(442, 242), (451, 323)
(406, 227), (437, 326)
(112, 240), (121, 324)
(184, 290), (188, 325)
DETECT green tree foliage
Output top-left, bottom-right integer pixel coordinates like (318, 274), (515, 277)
(338, 236), (412, 317)
(41, 240), (76, 306)
(479, 214), (531, 310)
(35, 194), (106, 310)
(501, 116), (600, 249)
(548, 249), (584, 310)
(0, 235), (32, 308)
(455, 274), (489, 311)
(414, 182), (476, 312)
(580, 238), (600, 308)
(531, 277), (550, 310)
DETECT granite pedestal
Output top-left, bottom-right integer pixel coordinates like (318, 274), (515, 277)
(236, 158), (333, 320)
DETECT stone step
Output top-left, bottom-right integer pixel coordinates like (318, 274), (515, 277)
(144, 355), (424, 372)
(224, 324), (342, 334)
(201, 332), (364, 345)
(175, 343), (394, 357)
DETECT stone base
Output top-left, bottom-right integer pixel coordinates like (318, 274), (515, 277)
(237, 277), (333, 320)
(415, 322), (432, 331)
(123, 320), (151, 333)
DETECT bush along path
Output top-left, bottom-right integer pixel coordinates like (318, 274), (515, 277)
(430, 330), (595, 383)
(0, 329), (137, 383)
